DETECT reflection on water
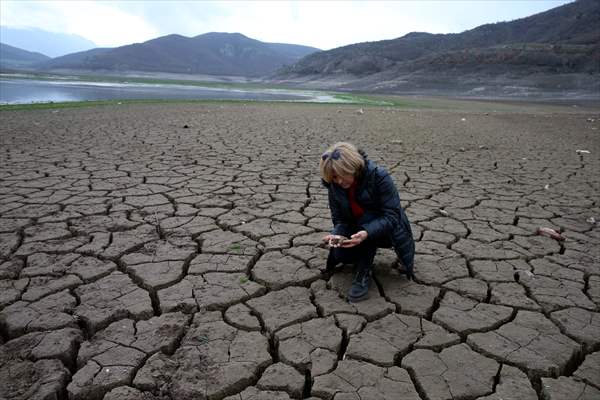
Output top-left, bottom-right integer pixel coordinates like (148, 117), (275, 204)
(0, 78), (339, 104)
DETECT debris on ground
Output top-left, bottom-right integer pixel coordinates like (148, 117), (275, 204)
(544, 184), (550, 190)
(183, 124), (189, 129)
(587, 217), (596, 224)
(537, 227), (565, 241)
(356, 108), (364, 114)
(576, 149), (590, 154)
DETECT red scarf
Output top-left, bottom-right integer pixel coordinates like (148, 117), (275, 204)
(347, 182), (364, 220)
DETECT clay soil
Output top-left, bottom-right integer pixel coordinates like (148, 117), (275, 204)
(1, 100), (599, 399)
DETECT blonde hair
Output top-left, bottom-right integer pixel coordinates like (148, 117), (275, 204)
(319, 142), (365, 184)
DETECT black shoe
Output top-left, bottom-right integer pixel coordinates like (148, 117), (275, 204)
(347, 268), (371, 302)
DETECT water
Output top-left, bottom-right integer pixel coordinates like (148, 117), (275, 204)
(0, 77), (342, 104)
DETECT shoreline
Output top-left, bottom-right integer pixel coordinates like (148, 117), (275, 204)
(2, 94), (599, 113)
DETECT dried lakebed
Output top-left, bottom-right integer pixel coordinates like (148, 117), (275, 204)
(0, 102), (599, 399)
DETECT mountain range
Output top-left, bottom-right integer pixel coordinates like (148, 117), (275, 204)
(1, 0), (598, 97)
(6, 32), (320, 77)
(0, 43), (50, 69)
(271, 0), (599, 96)
(0, 26), (96, 58)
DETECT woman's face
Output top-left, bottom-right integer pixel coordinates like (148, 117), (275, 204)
(333, 173), (354, 189)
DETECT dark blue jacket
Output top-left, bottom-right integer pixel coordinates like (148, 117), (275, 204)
(322, 151), (415, 272)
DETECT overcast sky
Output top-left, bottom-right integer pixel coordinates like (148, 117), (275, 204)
(1, 0), (574, 50)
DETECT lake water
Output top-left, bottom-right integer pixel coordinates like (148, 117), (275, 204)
(0, 77), (341, 104)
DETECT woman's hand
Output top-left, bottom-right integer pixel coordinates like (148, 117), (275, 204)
(341, 230), (368, 247)
(322, 234), (335, 243)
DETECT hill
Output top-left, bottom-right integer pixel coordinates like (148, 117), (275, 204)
(0, 26), (96, 58)
(38, 32), (320, 77)
(0, 43), (51, 69)
(273, 0), (600, 97)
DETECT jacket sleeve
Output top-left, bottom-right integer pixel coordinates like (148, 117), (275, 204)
(360, 171), (402, 240)
(328, 188), (351, 236)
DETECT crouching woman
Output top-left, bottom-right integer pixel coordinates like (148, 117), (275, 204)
(320, 142), (415, 302)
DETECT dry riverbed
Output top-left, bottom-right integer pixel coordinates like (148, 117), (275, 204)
(1, 100), (599, 399)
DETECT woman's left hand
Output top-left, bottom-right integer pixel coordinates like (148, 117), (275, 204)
(341, 230), (368, 247)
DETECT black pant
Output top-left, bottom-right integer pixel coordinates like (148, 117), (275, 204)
(328, 233), (393, 272)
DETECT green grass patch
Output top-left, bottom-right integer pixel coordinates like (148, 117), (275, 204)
(228, 243), (243, 251)
(0, 95), (409, 112)
(0, 98), (317, 111)
(1, 95), (562, 113)
(0, 99), (185, 111)
(0, 95), (487, 112)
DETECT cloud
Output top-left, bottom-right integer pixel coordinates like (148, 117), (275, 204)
(1, 0), (574, 50)
(110, 1), (229, 38)
(1, 0), (159, 47)
(179, 1), (419, 49)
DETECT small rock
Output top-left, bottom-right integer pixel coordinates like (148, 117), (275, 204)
(435, 209), (449, 217)
(537, 227), (565, 241)
(356, 108), (364, 114)
(587, 217), (596, 224)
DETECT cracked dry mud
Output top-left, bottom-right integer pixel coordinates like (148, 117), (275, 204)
(0, 101), (599, 400)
